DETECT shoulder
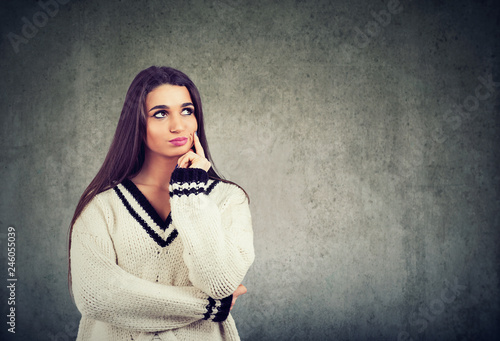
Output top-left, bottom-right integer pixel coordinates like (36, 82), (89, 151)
(73, 187), (118, 236)
(90, 186), (118, 211)
(209, 180), (252, 227)
(208, 179), (248, 206)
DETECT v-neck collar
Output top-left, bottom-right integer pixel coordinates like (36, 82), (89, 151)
(113, 179), (177, 248)
(121, 178), (171, 230)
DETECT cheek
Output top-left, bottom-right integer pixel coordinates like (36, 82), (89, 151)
(190, 117), (198, 132)
(145, 125), (161, 147)
(189, 119), (198, 148)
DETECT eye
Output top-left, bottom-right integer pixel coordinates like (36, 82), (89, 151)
(181, 108), (194, 116)
(152, 110), (167, 118)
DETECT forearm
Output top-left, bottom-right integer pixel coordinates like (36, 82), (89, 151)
(71, 232), (232, 332)
(169, 168), (255, 299)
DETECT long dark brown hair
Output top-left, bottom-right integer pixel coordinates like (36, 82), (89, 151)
(69, 66), (246, 293)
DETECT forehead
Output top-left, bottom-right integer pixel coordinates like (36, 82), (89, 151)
(146, 84), (192, 108)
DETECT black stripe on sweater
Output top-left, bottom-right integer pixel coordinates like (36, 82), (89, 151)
(113, 186), (178, 248)
(212, 295), (233, 322)
(169, 168), (220, 198)
(203, 297), (216, 320)
(170, 187), (205, 197)
(122, 178), (171, 231)
(206, 180), (219, 195)
(169, 180), (220, 198)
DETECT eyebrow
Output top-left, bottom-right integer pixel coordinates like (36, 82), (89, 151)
(148, 102), (194, 112)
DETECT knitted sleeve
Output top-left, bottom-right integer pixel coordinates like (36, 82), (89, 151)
(70, 195), (232, 332)
(169, 168), (255, 299)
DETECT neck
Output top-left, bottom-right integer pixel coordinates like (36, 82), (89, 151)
(132, 152), (177, 189)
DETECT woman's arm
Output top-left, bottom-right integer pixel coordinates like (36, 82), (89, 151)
(169, 167), (255, 299)
(70, 196), (232, 332)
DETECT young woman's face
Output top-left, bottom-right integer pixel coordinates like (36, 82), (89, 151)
(144, 84), (198, 159)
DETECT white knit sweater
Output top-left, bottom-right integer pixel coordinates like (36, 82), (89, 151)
(70, 168), (255, 341)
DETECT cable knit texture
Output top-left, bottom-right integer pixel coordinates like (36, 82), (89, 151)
(71, 168), (254, 341)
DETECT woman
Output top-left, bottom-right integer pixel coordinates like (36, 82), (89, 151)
(69, 66), (255, 341)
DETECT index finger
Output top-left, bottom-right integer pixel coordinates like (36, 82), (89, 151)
(193, 132), (205, 158)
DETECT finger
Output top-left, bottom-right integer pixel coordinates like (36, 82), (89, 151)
(235, 284), (247, 296)
(177, 152), (194, 168)
(193, 132), (205, 158)
(231, 296), (238, 311)
(176, 154), (186, 168)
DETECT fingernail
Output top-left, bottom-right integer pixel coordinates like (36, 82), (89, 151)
(175, 164), (179, 169)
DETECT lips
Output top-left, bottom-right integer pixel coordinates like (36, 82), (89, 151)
(169, 137), (188, 146)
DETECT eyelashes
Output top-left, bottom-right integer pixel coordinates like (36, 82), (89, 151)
(152, 108), (194, 118)
(152, 110), (167, 118)
(181, 108), (194, 116)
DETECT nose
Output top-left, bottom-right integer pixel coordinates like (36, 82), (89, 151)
(169, 113), (184, 133)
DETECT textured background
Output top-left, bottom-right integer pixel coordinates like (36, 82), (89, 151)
(1, 0), (499, 340)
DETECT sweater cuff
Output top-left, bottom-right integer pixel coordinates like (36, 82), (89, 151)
(169, 168), (209, 197)
(203, 295), (233, 322)
(213, 295), (233, 322)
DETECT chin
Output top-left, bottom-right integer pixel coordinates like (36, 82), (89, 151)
(169, 146), (193, 157)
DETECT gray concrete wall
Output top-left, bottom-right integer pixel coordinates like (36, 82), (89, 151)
(1, 0), (499, 340)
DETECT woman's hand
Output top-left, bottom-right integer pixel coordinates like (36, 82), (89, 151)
(230, 284), (247, 311)
(177, 133), (211, 171)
